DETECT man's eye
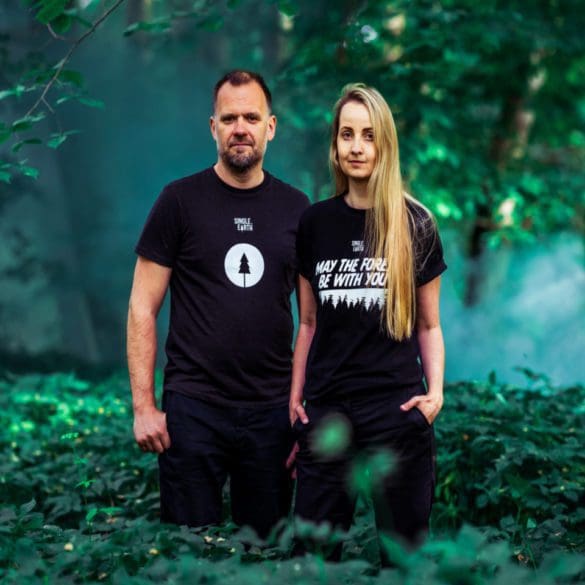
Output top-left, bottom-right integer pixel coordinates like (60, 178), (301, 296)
(246, 115), (260, 122)
(222, 116), (235, 123)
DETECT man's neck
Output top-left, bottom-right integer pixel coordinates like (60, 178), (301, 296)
(213, 162), (265, 189)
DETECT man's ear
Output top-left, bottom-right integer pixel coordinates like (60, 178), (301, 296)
(267, 115), (277, 142)
(210, 116), (217, 141)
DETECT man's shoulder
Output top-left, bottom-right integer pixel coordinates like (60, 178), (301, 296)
(266, 172), (310, 207)
(163, 168), (213, 194)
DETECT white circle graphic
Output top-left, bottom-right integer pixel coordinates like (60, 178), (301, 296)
(224, 243), (265, 288)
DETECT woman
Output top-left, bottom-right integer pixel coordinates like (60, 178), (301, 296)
(290, 84), (447, 558)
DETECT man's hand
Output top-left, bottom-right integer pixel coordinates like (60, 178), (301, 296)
(287, 400), (309, 479)
(133, 407), (171, 453)
(286, 442), (299, 479)
(400, 393), (443, 425)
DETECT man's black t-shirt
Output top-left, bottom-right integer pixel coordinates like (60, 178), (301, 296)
(135, 167), (310, 406)
(296, 195), (447, 402)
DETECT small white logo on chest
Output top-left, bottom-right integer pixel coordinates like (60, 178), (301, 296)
(352, 240), (364, 252)
(234, 217), (253, 232)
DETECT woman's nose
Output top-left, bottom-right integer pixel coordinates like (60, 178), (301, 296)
(350, 138), (363, 153)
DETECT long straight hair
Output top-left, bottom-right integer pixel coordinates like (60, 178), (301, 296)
(329, 84), (425, 340)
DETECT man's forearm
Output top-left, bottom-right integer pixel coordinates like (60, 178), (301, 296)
(127, 305), (159, 414)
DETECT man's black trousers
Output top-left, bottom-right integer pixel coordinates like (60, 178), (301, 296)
(159, 391), (294, 539)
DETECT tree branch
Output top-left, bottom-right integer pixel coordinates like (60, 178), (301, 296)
(25, 0), (126, 118)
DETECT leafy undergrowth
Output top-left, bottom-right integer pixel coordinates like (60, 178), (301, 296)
(1, 371), (584, 583)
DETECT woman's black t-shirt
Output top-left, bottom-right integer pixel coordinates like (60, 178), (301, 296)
(296, 194), (447, 402)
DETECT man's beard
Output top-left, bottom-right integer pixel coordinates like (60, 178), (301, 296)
(221, 145), (262, 174)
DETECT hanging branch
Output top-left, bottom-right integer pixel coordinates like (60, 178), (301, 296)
(25, 0), (127, 118)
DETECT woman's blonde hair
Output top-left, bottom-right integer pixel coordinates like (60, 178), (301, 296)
(329, 83), (429, 340)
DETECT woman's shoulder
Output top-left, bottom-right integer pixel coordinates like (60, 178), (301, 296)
(300, 195), (342, 223)
(405, 196), (436, 234)
(405, 196), (432, 222)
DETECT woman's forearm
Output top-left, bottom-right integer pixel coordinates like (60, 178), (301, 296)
(418, 324), (445, 399)
(290, 322), (316, 407)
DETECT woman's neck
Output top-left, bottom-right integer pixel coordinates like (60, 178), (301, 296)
(345, 180), (373, 210)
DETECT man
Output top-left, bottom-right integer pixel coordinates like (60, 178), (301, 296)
(127, 70), (309, 538)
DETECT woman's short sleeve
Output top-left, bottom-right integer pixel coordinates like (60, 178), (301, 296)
(413, 209), (447, 287)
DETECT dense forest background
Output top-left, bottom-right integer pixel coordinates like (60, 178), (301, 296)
(1, 0), (583, 383)
(1, 2), (584, 583)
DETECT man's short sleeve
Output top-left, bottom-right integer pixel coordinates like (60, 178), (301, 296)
(296, 210), (314, 281)
(135, 186), (183, 267)
(414, 211), (447, 287)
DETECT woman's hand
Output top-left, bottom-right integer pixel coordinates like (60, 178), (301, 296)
(413, 277), (445, 425)
(289, 400), (309, 427)
(400, 392), (443, 425)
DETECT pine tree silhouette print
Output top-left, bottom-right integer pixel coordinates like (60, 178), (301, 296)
(239, 253), (251, 287)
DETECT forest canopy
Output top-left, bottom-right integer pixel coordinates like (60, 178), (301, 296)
(2, 0), (584, 245)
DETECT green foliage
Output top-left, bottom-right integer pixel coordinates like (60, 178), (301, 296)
(434, 377), (585, 562)
(122, 0), (233, 37)
(272, 0), (585, 238)
(0, 371), (583, 582)
(33, 0), (69, 25)
(0, 0), (117, 182)
(311, 412), (351, 457)
(2, 0), (584, 239)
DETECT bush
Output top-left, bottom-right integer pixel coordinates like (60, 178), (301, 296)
(0, 371), (583, 583)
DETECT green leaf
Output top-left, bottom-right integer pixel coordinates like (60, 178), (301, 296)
(123, 20), (172, 36)
(77, 96), (105, 109)
(60, 432), (80, 441)
(50, 13), (73, 34)
(312, 414), (351, 457)
(47, 131), (79, 149)
(85, 508), (98, 523)
(67, 10), (93, 29)
(35, 0), (69, 24)
(350, 450), (396, 496)
(11, 114), (45, 132)
(47, 135), (67, 149)
(19, 499), (37, 515)
(199, 15), (223, 31)
(20, 165), (40, 179)
(59, 69), (84, 88)
(100, 507), (123, 515)
(0, 85), (27, 101)
(55, 95), (73, 105)
(278, 0), (297, 17)
(12, 138), (43, 153)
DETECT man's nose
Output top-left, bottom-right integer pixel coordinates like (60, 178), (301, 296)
(234, 116), (247, 134)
